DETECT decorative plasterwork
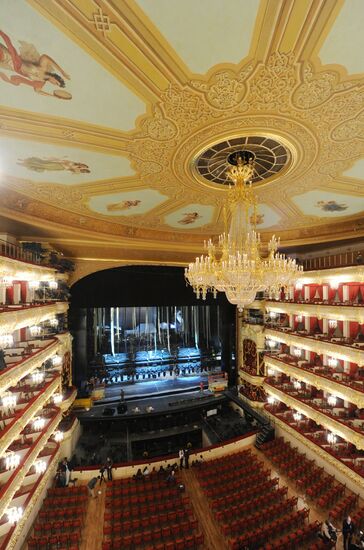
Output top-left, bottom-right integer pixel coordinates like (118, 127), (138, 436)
(264, 383), (364, 450)
(265, 356), (364, 409)
(265, 328), (364, 366)
(0, 409), (62, 521)
(60, 387), (77, 412)
(0, 375), (61, 457)
(0, 302), (69, 335)
(265, 301), (364, 324)
(266, 410), (364, 492)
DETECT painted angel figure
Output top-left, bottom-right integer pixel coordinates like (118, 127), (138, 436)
(0, 30), (71, 99)
(17, 157), (90, 174)
(178, 212), (201, 225)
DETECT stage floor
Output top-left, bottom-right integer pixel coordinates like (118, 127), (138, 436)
(101, 374), (207, 402)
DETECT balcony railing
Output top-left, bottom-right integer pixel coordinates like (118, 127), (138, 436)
(0, 407), (62, 520)
(264, 380), (364, 450)
(0, 302), (68, 335)
(0, 373), (60, 457)
(0, 339), (60, 394)
(265, 327), (364, 365)
(0, 240), (41, 265)
(266, 301), (364, 323)
(265, 354), (364, 409)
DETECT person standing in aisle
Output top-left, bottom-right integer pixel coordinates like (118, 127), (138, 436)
(184, 448), (190, 469)
(105, 457), (113, 481)
(179, 449), (184, 469)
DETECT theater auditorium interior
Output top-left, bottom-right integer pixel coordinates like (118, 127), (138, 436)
(0, 1), (364, 549)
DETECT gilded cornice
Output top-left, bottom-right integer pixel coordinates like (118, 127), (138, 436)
(264, 383), (364, 450)
(266, 301), (364, 324)
(0, 375), (61, 457)
(266, 410), (364, 492)
(0, 409), (62, 521)
(0, 302), (69, 336)
(5, 446), (61, 550)
(265, 355), (364, 408)
(241, 324), (266, 350)
(265, 328), (364, 366)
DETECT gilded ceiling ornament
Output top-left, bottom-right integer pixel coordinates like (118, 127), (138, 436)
(141, 105), (177, 141)
(190, 66), (253, 110)
(331, 112), (364, 141)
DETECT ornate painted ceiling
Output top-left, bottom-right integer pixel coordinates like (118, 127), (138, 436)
(0, 0), (363, 281)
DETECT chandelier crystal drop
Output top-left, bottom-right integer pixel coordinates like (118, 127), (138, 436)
(185, 151), (302, 311)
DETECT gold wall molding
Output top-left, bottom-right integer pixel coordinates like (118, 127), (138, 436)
(266, 410), (364, 492)
(264, 383), (364, 450)
(236, 391), (265, 409)
(266, 301), (364, 324)
(265, 328), (364, 366)
(298, 266), (364, 284)
(0, 302), (69, 336)
(0, 257), (56, 280)
(265, 355), (364, 408)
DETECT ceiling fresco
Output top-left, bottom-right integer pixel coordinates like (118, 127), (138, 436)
(0, 0), (363, 282)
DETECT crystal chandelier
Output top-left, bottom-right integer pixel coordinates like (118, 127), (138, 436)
(185, 151), (303, 311)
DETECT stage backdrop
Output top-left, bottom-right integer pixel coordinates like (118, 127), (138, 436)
(69, 266), (236, 385)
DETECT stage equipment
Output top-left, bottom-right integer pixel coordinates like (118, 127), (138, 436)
(185, 151), (302, 311)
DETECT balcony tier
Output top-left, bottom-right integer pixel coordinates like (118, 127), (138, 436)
(0, 374), (61, 457)
(0, 333), (72, 394)
(265, 407), (364, 492)
(265, 355), (364, 409)
(265, 328), (364, 365)
(266, 301), (364, 323)
(0, 408), (62, 520)
(0, 302), (68, 335)
(264, 381), (364, 450)
(297, 266), (364, 284)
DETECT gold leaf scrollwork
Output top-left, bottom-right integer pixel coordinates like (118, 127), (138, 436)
(190, 65), (253, 110)
(141, 105), (178, 141)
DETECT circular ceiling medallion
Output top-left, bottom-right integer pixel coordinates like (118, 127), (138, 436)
(195, 136), (290, 186)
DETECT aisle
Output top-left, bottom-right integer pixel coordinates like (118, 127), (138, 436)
(80, 481), (105, 550)
(181, 468), (229, 550)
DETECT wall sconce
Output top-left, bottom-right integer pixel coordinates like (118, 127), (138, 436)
(53, 393), (62, 405)
(32, 371), (44, 384)
(327, 395), (337, 407)
(52, 355), (62, 367)
(1, 393), (17, 408)
(6, 507), (23, 524)
(328, 319), (337, 329)
(5, 452), (20, 470)
(327, 432), (337, 445)
(293, 412), (302, 422)
(33, 416), (45, 431)
(48, 280), (58, 290)
(54, 431), (64, 442)
(34, 460), (47, 474)
(267, 396), (276, 405)
(29, 325), (42, 337)
(0, 334), (14, 348)
(29, 280), (40, 289)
